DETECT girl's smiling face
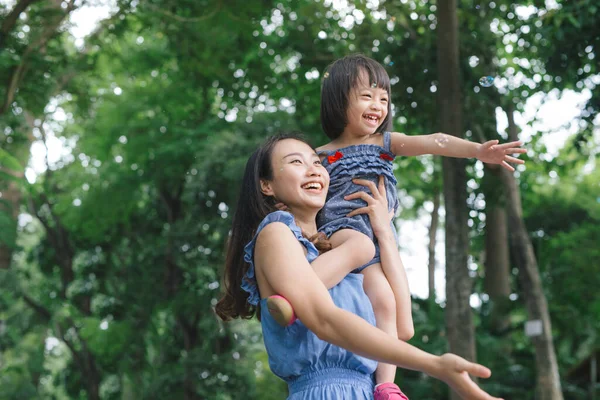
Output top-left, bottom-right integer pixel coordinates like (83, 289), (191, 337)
(343, 72), (389, 139)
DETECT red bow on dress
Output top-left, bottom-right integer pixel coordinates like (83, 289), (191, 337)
(327, 151), (344, 164)
(380, 153), (394, 161)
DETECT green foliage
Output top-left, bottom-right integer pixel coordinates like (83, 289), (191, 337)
(0, 0), (598, 399)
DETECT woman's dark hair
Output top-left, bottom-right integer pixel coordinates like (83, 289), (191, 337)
(215, 133), (331, 321)
(320, 54), (393, 139)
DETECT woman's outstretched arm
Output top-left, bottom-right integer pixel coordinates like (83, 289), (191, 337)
(254, 224), (503, 400)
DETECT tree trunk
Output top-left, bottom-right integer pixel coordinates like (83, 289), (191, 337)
(427, 186), (440, 301)
(0, 180), (21, 269)
(483, 195), (511, 334)
(437, 5), (476, 400)
(482, 159), (511, 334)
(502, 105), (563, 399)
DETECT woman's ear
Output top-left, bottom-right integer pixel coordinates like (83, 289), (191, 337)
(260, 179), (274, 196)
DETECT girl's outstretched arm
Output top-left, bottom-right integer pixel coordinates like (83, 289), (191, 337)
(389, 131), (526, 171)
(254, 224), (503, 400)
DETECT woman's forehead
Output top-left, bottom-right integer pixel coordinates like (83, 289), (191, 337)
(273, 139), (315, 157)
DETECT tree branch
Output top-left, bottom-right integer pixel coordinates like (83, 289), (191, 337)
(0, 0), (44, 50)
(145, 2), (222, 23)
(22, 293), (52, 320)
(0, 0), (77, 114)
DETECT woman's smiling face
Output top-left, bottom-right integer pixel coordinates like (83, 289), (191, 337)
(260, 139), (330, 212)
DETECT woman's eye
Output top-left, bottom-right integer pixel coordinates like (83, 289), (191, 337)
(291, 159), (302, 164)
(314, 160), (322, 165)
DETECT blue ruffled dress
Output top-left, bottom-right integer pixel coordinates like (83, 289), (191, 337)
(242, 211), (378, 399)
(317, 131), (399, 271)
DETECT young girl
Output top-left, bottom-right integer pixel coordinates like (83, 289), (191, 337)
(268, 54), (526, 400)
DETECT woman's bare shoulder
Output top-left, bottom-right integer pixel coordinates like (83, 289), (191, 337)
(255, 221), (300, 251)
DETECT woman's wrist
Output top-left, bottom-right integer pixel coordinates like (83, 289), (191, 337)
(373, 227), (395, 243)
(399, 349), (443, 380)
(425, 354), (444, 380)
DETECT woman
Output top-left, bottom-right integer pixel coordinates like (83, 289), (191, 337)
(216, 133), (503, 400)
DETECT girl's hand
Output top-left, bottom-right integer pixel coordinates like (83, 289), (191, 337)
(436, 354), (504, 400)
(475, 140), (526, 172)
(274, 202), (289, 212)
(344, 176), (393, 239)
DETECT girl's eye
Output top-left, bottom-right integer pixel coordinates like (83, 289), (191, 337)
(381, 98), (388, 103)
(362, 93), (372, 98)
(314, 160), (322, 165)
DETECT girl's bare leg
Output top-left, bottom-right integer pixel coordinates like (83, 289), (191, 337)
(362, 263), (398, 385)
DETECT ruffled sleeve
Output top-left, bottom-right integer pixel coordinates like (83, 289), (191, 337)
(241, 211), (320, 306)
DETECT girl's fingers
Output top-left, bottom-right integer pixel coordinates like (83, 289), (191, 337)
(274, 202), (289, 211)
(482, 140), (499, 149)
(500, 161), (514, 172)
(505, 155), (525, 164)
(498, 140), (523, 149)
(507, 147), (527, 154)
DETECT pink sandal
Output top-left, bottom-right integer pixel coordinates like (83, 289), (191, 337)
(374, 382), (409, 400)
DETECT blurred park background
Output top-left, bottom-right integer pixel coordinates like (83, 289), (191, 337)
(0, 0), (599, 399)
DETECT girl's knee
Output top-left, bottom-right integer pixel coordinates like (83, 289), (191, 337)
(370, 286), (396, 320)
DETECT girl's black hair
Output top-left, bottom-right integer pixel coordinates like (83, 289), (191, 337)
(320, 54), (393, 139)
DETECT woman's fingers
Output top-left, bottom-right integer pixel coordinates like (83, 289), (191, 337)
(352, 178), (380, 199)
(345, 176), (389, 218)
(346, 206), (370, 218)
(460, 380), (504, 400)
(377, 175), (387, 197)
(344, 191), (373, 204)
(463, 361), (492, 379)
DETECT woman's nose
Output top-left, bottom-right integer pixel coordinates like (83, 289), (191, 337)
(308, 164), (322, 176)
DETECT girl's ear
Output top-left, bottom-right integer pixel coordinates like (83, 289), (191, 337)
(260, 179), (274, 196)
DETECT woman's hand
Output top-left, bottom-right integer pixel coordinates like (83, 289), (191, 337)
(435, 354), (504, 400)
(344, 176), (394, 240)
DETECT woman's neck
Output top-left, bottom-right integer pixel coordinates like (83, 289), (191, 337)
(289, 209), (319, 237)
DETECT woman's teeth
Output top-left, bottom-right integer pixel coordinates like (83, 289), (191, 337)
(302, 182), (322, 190)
